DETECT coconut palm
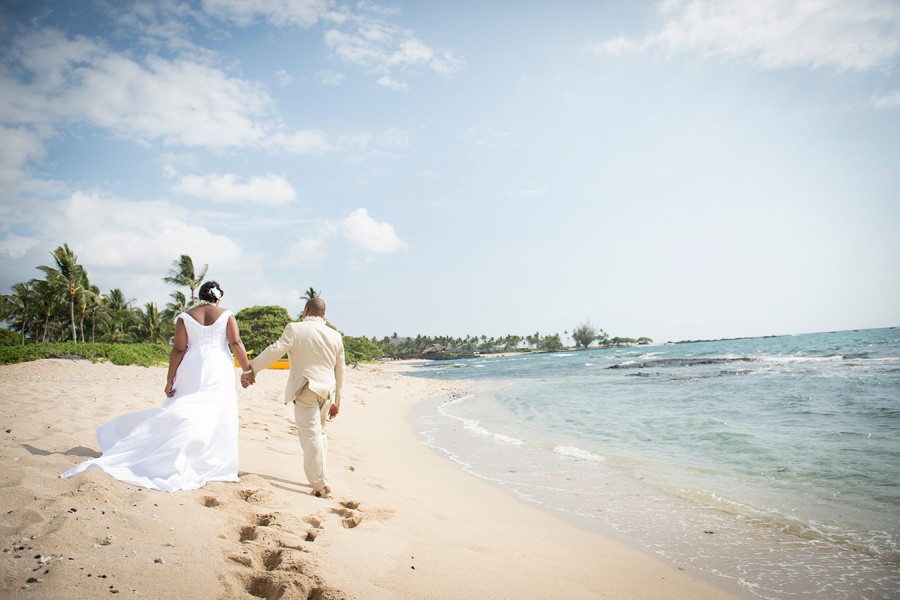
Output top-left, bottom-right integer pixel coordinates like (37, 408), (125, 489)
(30, 279), (64, 342)
(301, 287), (321, 301)
(74, 282), (100, 342)
(163, 254), (208, 304)
(104, 288), (134, 312)
(37, 243), (85, 343)
(161, 290), (189, 342)
(98, 288), (136, 343)
(0, 281), (35, 344)
(164, 290), (189, 320)
(83, 285), (103, 343)
(133, 302), (167, 343)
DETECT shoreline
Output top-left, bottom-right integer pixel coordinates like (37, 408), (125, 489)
(1, 359), (744, 599)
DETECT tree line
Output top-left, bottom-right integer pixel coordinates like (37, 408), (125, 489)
(373, 323), (653, 360)
(0, 244), (207, 346)
(0, 243), (652, 362)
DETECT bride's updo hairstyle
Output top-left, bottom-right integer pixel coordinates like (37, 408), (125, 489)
(198, 281), (223, 303)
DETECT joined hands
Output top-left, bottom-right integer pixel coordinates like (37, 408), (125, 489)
(240, 370), (255, 388)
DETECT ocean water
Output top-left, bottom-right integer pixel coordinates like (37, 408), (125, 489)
(407, 327), (900, 600)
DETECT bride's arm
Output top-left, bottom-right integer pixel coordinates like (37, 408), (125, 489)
(165, 318), (188, 397)
(226, 315), (252, 374)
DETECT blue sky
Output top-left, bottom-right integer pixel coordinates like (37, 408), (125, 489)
(1, 0), (898, 343)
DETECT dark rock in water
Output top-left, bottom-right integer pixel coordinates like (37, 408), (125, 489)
(608, 357), (755, 370)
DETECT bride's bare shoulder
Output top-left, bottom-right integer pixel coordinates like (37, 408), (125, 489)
(185, 305), (226, 326)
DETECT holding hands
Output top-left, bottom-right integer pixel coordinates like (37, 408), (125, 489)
(241, 368), (255, 388)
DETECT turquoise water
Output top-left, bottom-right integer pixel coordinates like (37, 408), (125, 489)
(408, 328), (900, 599)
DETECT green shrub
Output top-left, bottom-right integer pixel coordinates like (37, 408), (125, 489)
(342, 335), (383, 364)
(0, 342), (171, 367)
(235, 305), (294, 355)
(0, 328), (20, 346)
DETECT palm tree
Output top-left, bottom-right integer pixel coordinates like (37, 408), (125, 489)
(164, 290), (189, 320)
(301, 287), (321, 301)
(37, 243), (85, 343)
(84, 285), (103, 343)
(0, 282), (35, 344)
(99, 288), (136, 343)
(134, 302), (166, 343)
(163, 255), (208, 304)
(105, 288), (134, 312)
(74, 282), (100, 342)
(30, 279), (62, 342)
(162, 290), (189, 342)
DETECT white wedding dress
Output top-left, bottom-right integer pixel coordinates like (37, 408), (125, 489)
(61, 310), (239, 492)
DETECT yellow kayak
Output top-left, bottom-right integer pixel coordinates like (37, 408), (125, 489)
(235, 357), (290, 370)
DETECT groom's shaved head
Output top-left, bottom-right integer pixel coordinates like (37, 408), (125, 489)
(305, 297), (326, 316)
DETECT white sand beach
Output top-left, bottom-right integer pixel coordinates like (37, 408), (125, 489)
(0, 359), (744, 599)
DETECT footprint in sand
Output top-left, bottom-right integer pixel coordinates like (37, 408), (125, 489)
(240, 512), (318, 548)
(242, 569), (333, 600)
(227, 511), (342, 599)
(238, 488), (275, 504)
(331, 508), (362, 529)
(326, 499), (394, 529)
(216, 477), (369, 598)
(199, 496), (221, 508)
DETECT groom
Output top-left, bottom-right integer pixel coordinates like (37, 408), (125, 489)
(242, 297), (345, 498)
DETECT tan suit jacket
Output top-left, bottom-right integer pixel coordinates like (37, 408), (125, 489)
(250, 316), (345, 407)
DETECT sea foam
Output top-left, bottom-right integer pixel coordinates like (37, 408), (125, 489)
(553, 445), (607, 463)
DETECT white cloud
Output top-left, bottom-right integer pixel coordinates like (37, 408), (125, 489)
(202, 0), (329, 27)
(317, 69), (346, 85)
(592, 0), (900, 71)
(75, 55), (273, 147)
(0, 234), (39, 260)
(173, 173), (297, 205)
(322, 7), (464, 89)
(157, 1), (462, 90)
(285, 224), (339, 266)
(388, 38), (434, 66)
(376, 74), (407, 90)
(340, 208), (407, 254)
(161, 153), (201, 179)
(281, 208), (406, 264)
(0, 125), (46, 185)
(1, 28), (276, 150)
(588, 35), (637, 57)
(0, 191), (245, 304)
(872, 89), (900, 108)
(51, 191), (242, 270)
(263, 129), (333, 154)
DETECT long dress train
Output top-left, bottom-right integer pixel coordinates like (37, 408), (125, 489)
(60, 310), (239, 492)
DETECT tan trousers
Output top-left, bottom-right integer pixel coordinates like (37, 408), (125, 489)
(293, 386), (331, 493)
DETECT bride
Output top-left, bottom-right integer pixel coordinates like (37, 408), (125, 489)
(61, 281), (252, 492)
